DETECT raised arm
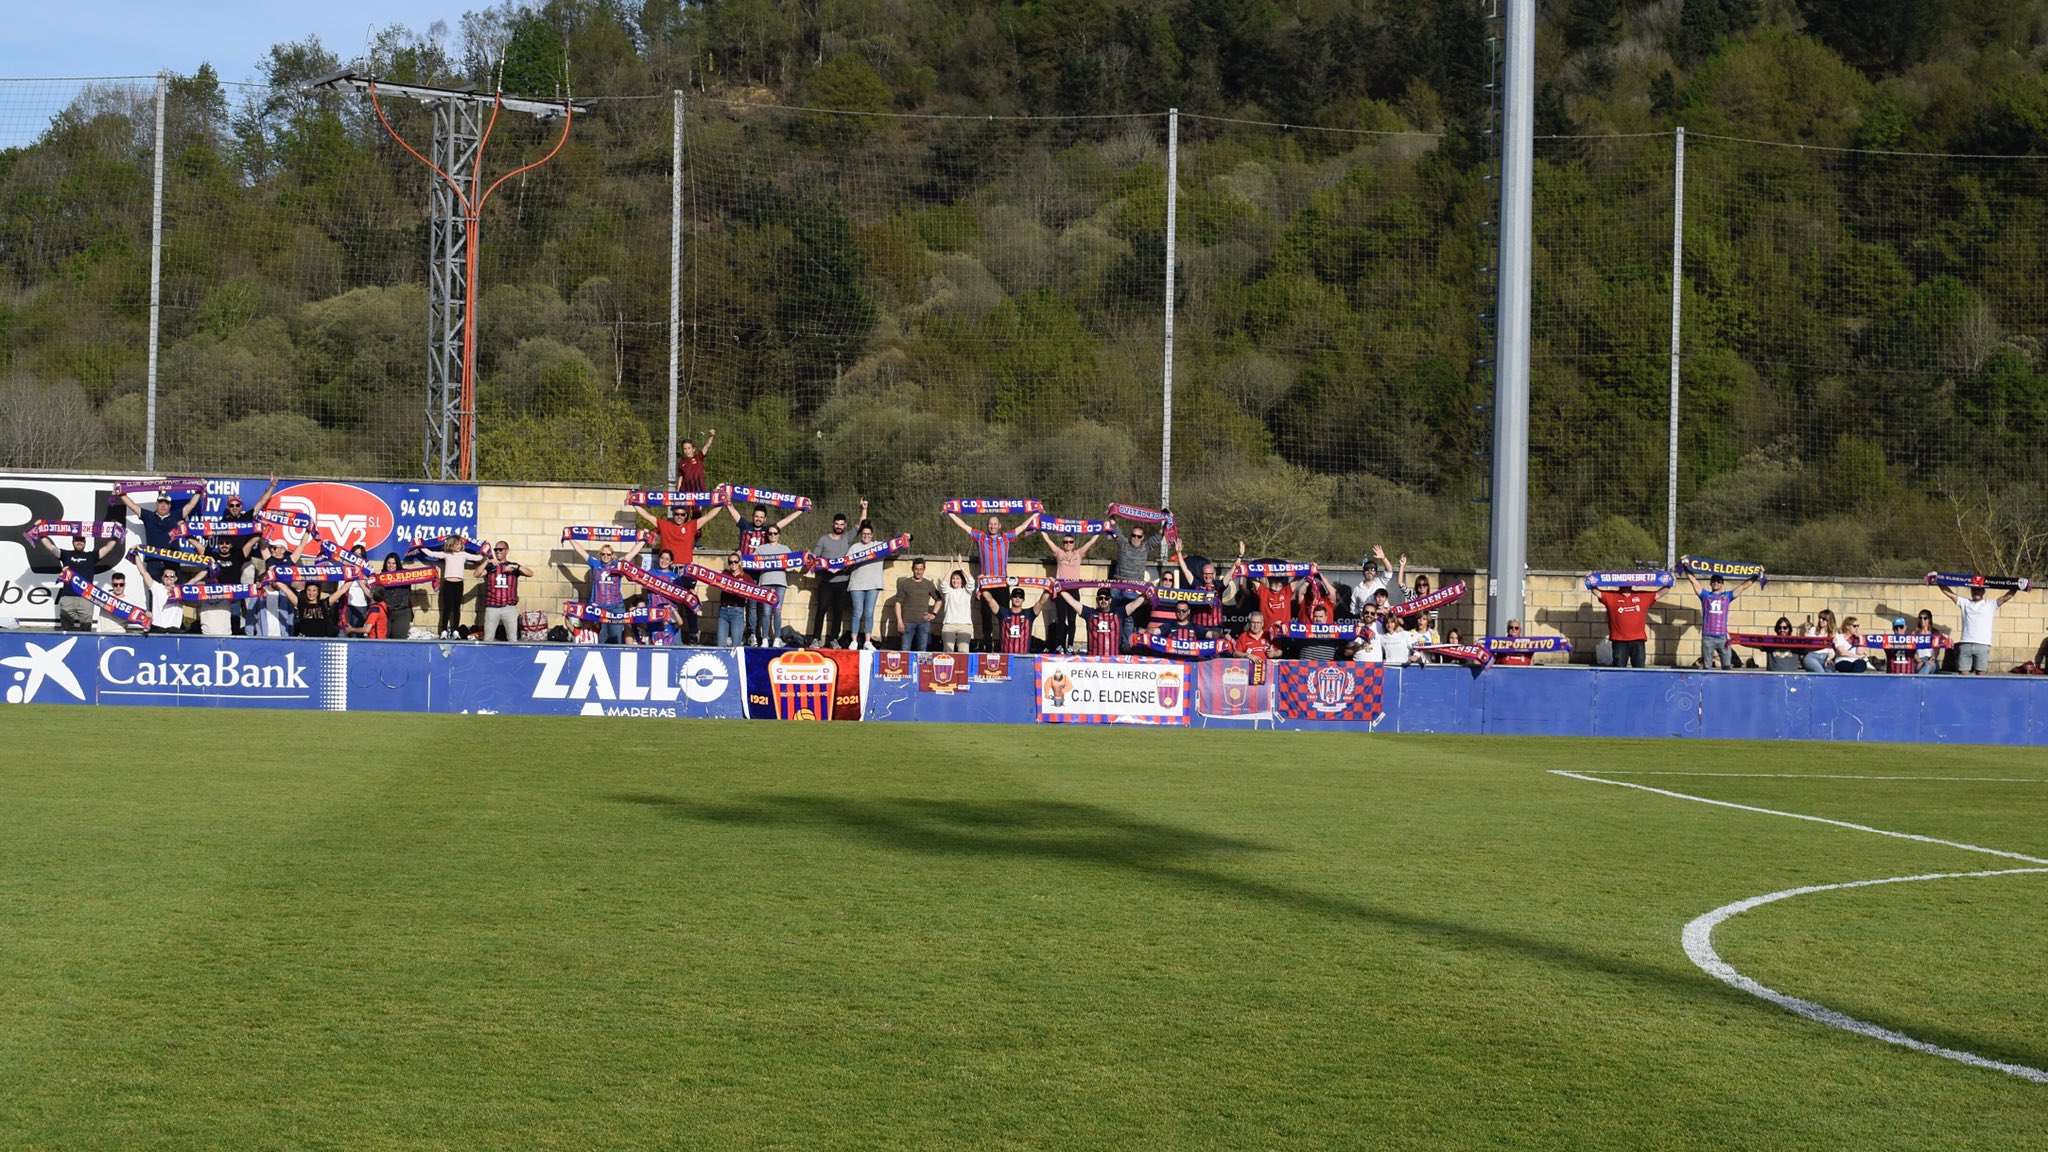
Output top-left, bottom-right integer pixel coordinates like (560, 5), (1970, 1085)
(1683, 570), (1703, 594)
(774, 508), (803, 530)
(1076, 534), (1103, 559)
(1059, 589), (1085, 612)
(633, 504), (660, 527)
(979, 589), (1001, 612)
(254, 474), (279, 510)
(946, 512), (974, 536)
(701, 428), (715, 457)
(619, 537), (646, 563)
(695, 506), (722, 530)
(569, 540), (591, 561)
(120, 492), (141, 516)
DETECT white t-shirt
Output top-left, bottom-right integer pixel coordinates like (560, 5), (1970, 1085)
(1377, 629), (1421, 666)
(1957, 597), (2000, 646)
(1349, 575), (1390, 615)
(940, 586), (975, 629)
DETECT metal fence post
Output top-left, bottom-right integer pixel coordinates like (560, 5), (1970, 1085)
(668, 90), (683, 481)
(1666, 126), (1685, 571)
(1487, 2), (1534, 634)
(145, 72), (166, 472)
(1159, 108), (1178, 530)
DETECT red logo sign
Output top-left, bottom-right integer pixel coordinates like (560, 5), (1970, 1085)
(269, 483), (395, 551)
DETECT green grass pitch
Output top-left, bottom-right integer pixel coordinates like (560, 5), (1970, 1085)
(1, 707), (2042, 1149)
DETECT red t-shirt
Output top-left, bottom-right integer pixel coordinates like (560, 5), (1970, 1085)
(1885, 645), (1915, 674)
(1297, 583), (1335, 619)
(1598, 590), (1658, 643)
(1231, 631), (1274, 660)
(677, 455), (705, 491)
(1254, 585), (1293, 635)
(651, 518), (700, 568)
(483, 563), (522, 608)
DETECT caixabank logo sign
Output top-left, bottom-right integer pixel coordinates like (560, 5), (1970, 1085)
(0, 635), (349, 711)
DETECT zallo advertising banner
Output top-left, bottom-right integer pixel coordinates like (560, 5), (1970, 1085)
(1034, 656), (1190, 726)
(0, 472), (477, 626)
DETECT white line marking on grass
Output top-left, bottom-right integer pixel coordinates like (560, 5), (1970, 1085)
(1555, 769), (2048, 1082)
(1594, 772), (2048, 783)
(1685, 871), (2048, 1085)
(1553, 771), (2048, 865)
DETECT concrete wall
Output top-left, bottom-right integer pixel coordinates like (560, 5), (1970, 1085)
(470, 484), (2048, 666)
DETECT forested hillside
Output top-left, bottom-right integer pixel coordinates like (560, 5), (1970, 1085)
(3, 0), (2047, 573)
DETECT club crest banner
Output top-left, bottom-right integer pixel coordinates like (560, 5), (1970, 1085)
(1276, 661), (1384, 723)
(742, 648), (863, 720)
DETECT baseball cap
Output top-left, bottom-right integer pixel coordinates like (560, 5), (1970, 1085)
(1892, 617), (1906, 629)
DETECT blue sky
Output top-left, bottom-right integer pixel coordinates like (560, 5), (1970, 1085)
(5, 1), (476, 85)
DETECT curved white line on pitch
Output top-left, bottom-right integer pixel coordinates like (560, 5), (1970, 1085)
(1595, 772), (2048, 783)
(1686, 870), (2048, 1084)
(1554, 769), (2048, 1082)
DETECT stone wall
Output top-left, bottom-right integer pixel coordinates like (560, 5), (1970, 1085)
(470, 484), (2048, 666)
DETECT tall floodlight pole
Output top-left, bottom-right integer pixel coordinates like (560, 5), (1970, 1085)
(305, 71), (585, 481)
(1488, 0), (1535, 634)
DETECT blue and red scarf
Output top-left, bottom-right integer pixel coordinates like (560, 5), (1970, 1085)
(1039, 516), (1114, 536)
(1147, 585), (1217, 608)
(1059, 580), (1153, 597)
(812, 533), (912, 573)
(1680, 555), (1767, 586)
(977, 575), (1060, 591)
(29, 520), (125, 542)
(374, 567), (442, 588)
(561, 525), (646, 544)
(1417, 643), (1491, 666)
(740, 550), (812, 572)
(405, 536), (489, 560)
(1482, 635), (1572, 655)
(1925, 571), (2029, 592)
(620, 564), (704, 613)
(1863, 633), (1952, 651)
(263, 564), (368, 584)
(114, 476), (205, 497)
(727, 485), (811, 511)
(1138, 633), (1226, 658)
(1585, 570), (1673, 591)
(131, 544), (216, 571)
(59, 567), (152, 627)
(169, 582), (263, 602)
(946, 498), (1041, 515)
(564, 602), (674, 627)
(1399, 581), (1468, 616)
(1282, 621), (1360, 641)
(1234, 560), (1315, 580)
(681, 563), (780, 605)
(174, 516), (260, 539)
(1107, 502), (1177, 545)
(1729, 632), (1832, 651)
(629, 487), (730, 508)
(252, 509), (312, 531)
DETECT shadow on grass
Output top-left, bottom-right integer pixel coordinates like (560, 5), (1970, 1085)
(610, 790), (1766, 1012)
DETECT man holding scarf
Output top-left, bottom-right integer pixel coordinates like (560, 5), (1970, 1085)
(481, 543), (535, 642)
(121, 486), (202, 580)
(38, 528), (120, 632)
(810, 511), (855, 646)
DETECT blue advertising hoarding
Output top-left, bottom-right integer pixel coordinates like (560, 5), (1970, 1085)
(4, 633), (2046, 746)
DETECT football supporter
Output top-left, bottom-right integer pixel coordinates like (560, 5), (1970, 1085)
(1939, 578), (2023, 675)
(570, 535), (644, 645)
(1684, 568), (1757, 670)
(378, 553), (418, 640)
(1348, 545), (1394, 617)
(1760, 616), (1802, 672)
(1039, 525), (1105, 652)
(295, 583), (336, 638)
(1232, 611), (1275, 661)
(715, 553), (752, 648)
(149, 565), (185, 634)
(980, 582), (1049, 656)
(121, 485), (202, 579)
(1232, 540), (1299, 639)
(421, 534), (488, 638)
(1107, 522), (1154, 639)
(38, 528), (119, 632)
(951, 507), (1041, 646)
(1289, 602), (1346, 661)
(675, 428), (716, 491)
(937, 565), (976, 653)
(250, 566), (300, 638)
(845, 507), (890, 650)
(1910, 609), (1942, 674)
(1060, 585), (1143, 658)
(634, 499), (721, 571)
(480, 542), (534, 642)
(893, 558), (940, 653)
(747, 525), (794, 645)
(1297, 566), (1340, 621)
(810, 512), (855, 645)
(1595, 580), (1663, 668)
(1493, 619), (1533, 666)
(1830, 616), (1872, 673)
(730, 502), (805, 643)
(215, 476), (277, 634)
(1371, 609), (1423, 666)
(1175, 553), (1230, 634)
(1800, 609), (1839, 673)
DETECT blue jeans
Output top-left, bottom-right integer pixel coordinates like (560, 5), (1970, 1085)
(901, 620), (931, 652)
(598, 621), (625, 646)
(850, 589), (880, 640)
(1802, 650), (1829, 673)
(718, 605), (746, 647)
